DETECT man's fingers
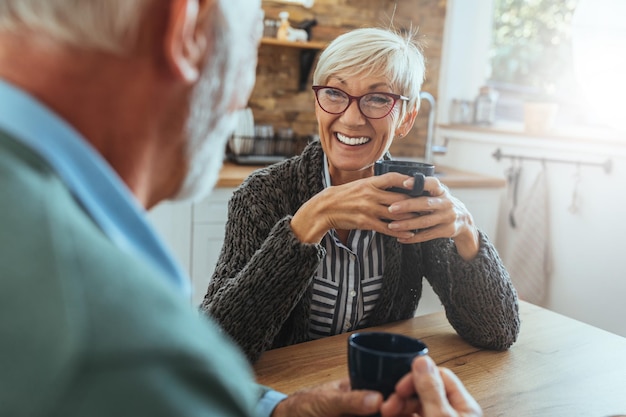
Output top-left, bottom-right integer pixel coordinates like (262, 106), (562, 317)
(411, 356), (449, 412)
(279, 382), (383, 417)
(380, 392), (421, 416)
(440, 368), (482, 414)
(321, 390), (382, 416)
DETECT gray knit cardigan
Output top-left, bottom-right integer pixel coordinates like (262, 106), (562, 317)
(201, 140), (520, 363)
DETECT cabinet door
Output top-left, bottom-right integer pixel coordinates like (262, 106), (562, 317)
(147, 201), (193, 276)
(414, 187), (503, 317)
(449, 187), (502, 240)
(190, 188), (234, 307)
(190, 224), (225, 307)
(193, 188), (232, 224)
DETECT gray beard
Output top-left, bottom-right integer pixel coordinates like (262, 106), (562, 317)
(173, 99), (237, 202)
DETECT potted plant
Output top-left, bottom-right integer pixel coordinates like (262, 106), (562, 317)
(489, 0), (577, 132)
(523, 83), (560, 134)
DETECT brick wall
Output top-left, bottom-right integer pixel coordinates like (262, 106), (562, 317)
(252, 0), (447, 158)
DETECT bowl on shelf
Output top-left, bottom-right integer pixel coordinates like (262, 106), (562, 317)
(226, 133), (312, 165)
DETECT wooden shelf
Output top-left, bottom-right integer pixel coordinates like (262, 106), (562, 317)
(260, 37), (327, 50)
(260, 37), (328, 90)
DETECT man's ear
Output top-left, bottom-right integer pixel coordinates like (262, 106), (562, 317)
(396, 107), (418, 138)
(163, 0), (209, 83)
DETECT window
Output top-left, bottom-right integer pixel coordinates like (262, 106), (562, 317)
(487, 0), (626, 131)
(488, 0), (580, 122)
(570, 0), (626, 130)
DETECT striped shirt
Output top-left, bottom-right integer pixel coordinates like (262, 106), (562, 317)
(308, 158), (385, 339)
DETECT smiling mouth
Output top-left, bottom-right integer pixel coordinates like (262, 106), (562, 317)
(336, 132), (371, 146)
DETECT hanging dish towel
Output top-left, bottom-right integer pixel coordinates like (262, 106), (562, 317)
(506, 166), (552, 305)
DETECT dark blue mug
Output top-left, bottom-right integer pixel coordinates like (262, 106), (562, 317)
(374, 160), (435, 197)
(348, 332), (429, 402)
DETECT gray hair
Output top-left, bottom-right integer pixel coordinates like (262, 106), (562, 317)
(174, 0), (261, 201)
(313, 27), (426, 116)
(0, 0), (152, 53)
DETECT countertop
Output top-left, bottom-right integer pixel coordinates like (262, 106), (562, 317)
(438, 122), (626, 146)
(217, 161), (506, 189)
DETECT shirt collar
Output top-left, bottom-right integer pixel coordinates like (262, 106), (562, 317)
(0, 79), (190, 297)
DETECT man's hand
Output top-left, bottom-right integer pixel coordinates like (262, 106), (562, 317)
(271, 378), (383, 417)
(381, 355), (483, 417)
(272, 356), (482, 417)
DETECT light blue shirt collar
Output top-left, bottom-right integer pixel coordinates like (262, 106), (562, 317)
(0, 79), (190, 297)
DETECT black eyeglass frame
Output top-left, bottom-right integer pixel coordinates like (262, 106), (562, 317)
(311, 85), (409, 120)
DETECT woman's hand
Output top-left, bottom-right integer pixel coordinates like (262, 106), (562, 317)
(385, 175), (480, 261)
(290, 172), (425, 244)
(381, 355), (483, 417)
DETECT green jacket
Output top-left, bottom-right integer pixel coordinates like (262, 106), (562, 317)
(0, 131), (259, 416)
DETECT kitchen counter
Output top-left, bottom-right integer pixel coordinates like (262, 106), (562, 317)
(438, 122), (626, 146)
(217, 161), (506, 188)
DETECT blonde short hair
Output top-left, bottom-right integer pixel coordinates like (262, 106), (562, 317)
(313, 27), (426, 115)
(0, 0), (152, 53)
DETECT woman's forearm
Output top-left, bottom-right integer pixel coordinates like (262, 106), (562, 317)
(425, 233), (520, 350)
(202, 217), (324, 362)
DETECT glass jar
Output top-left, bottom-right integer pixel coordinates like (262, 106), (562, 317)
(263, 19), (278, 38)
(473, 86), (499, 125)
(450, 99), (473, 124)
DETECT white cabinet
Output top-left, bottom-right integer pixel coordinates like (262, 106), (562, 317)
(448, 187), (502, 241)
(147, 188), (235, 307)
(190, 188), (234, 306)
(146, 201), (193, 276)
(414, 185), (503, 316)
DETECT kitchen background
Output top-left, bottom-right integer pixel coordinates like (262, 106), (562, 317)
(251, 0), (445, 158)
(150, 0), (626, 339)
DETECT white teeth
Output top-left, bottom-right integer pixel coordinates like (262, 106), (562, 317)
(336, 132), (371, 145)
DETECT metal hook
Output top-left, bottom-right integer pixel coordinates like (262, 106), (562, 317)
(507, 157), (523, 228)
(568, 163), (582, 214)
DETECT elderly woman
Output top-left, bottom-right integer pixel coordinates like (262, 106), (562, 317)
(201, 27), (520, 363)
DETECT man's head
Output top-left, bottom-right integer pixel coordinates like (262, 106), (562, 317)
(177, 0), (262, 201)
(0, 0), (262, 205)
(0, 1), (152, 53)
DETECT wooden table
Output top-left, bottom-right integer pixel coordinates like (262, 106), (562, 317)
(254, 302), (626, 417)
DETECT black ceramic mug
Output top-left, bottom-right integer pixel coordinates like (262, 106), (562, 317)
(348, 332), (429, 403)
(374, 160), (435, 197)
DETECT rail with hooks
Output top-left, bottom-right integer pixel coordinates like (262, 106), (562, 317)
(492, 148), (612, 174)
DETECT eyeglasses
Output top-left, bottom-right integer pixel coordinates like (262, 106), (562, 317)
(312, 86), (409, 119)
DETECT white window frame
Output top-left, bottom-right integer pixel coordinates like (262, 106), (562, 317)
(437, 0), (495, 125)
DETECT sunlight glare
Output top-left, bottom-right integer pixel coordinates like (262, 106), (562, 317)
(572, 0), (626, 131)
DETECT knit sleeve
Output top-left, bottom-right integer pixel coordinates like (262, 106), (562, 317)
(423, 231), (520, 350)
(200, 170), (325, 363)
